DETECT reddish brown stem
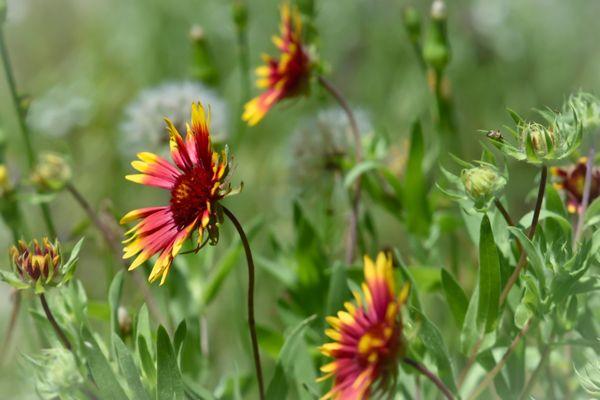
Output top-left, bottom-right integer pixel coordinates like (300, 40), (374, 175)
(402, 357), (454, 400)
(39, 293), (71, 350)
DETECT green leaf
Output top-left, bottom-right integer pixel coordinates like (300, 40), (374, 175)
(173, 320), (187, 357)
(409, 307), (457, 393)
(109, 271), (124, 354)
(325, 263), (348, 316)
(507, 227), (546, 285)
(81, 327), (128, 400)
(60, 237), (85, 283)
(0, 270), (30, 290)
(113, 333), (151, 400)
(343, 160), (384, 188)
(441, 269), (469, 328)
(403, 120), (431, 237)
(266, 315), (317, 400)
(156, 325), (184, 400)
(137, 336), (156, 389)
(201, 242), (242, 308)
(477, 215), (501, 333)
(136, 304), (153, 358)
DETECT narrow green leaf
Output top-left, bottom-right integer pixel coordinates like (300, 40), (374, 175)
(137, 336), (156, 388)
(266, 315), (317, 400)
(113, 333), (151, 400)
(343, 160), (384, 188)
(173, 320), (187, 357)
(108, 271), (124, 354)
(477, 215), (501, 333)
(403, 120), (431, 237)
(156, 325), (184, 400)
(441, 269), (469, 328)
(325, 264), (348, 316)
(409, 307), (457, 393)
(81, 327), (128, 400)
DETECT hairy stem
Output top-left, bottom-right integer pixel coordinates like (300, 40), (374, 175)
(0, 289), (20, 364)
(39, 293), (72, 350)
(573, 147), (595, 247)
(222, 206), (264, 400)
(317, 75), (362, 264)
(467, 318), (533, 400)
(494, 198), (523, 259)
(0, 25), (57, 237)
(65, 182), (168, 328)
(402, 357), (454, 400)
(499, 165), (547, 306)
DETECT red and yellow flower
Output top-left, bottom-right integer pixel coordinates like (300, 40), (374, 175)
(121, 102), (233, 284)
(319, 252), (409, 399)
(551, 157), (600, 214)
(242, 3), (311, 126)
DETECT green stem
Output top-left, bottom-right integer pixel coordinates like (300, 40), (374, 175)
(222, 206), (264, 400)
(317, 75), (362, 264)
(39, 293), (72, 350)
(0, 289), (20, 364)
(0, 24), (57, 237)
(499, 165), (547, 306)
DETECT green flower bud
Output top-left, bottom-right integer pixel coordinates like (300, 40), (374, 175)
(565, 92), (600, 132)
(520, 122), (558, 162)
(31, 152), (72, 191)
(461, 165), (506, 203)
(232, 0), (248, 30)
(423, 0), (450, 71)
(402, 6), (422, 43)
(189, 25), (219, 86)
(31, 349), (84, 399)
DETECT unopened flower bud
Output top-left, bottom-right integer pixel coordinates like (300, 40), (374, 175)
(232, 0), (248, 31)
(31, 349), (83, 398)
(461, 165), (506, 202)
(0, 164), (12, 195)
(521, 122), (556, 159)
(423, 0), (450, 71)
(189, 25), (219, 86)
(402, 6), (422, 43)
(10, 238), (60, 284)
(118, 306), (132, 337)
(31, 152), (72, 191)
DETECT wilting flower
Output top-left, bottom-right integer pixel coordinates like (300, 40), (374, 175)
(120, 81), (228, 158)
(243, 3), (312, 126)
(121, 102), (235, 284)
(551, 157), (600, 214)
(1, 238), (82, 292)
(319, 252), (409, 399)
(30, 152), (72, 192)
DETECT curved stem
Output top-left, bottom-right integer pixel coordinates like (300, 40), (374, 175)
(39, 293), (72, 350)
(573, 147), (595, 248)
(65, 183), (168, 328)
(0, 289), (21, 364)
(317, 75), (362, 264)
(402, 357), (454, 400)
(499, 165), (547, 306)
(0, 24), (56, 237)
(222, 206), (265, 400)
(467, 318), (533, 400)
(494, 198), (523, 258)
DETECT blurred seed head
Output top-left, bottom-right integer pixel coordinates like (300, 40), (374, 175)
(232, 0), (248, 30)
(10, 238), (60, 284)
(461, 164), (506, 202)
(118, 306), (132, 337)
(431, 0), (447, 20)
(189, 24), (205, 42)
(119, 81), (228, 159)
(28, 348), (83, 399)
(26, 84), (92, 138)
(30, 152), (72, 192)
(402, 6), (422, 43)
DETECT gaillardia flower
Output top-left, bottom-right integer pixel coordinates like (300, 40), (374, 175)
(551, 157), (600, 214)
(121, 102), (234, 284)
(242, 3), (311, 126)
(319, 252), (409, 399)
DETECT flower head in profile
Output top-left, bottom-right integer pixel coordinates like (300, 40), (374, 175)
(319, 252), (409, 399)
(551, 157), (600, 214)
(243, 3), (312, 126)
(121, 102), (235, 284)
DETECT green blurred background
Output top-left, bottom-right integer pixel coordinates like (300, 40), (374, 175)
(0, 0), (599, 397)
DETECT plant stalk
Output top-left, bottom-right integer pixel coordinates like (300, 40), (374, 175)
(467, 318), (533, 400)
(317, 75), (362, 264)
(39, 293), (72, 350)
(499, 165), (547, 306)
(0, 289), (20, 364)
(0, 24), (57, 237)
(402, 357), (454, 400)
(222, 206), (264, 400)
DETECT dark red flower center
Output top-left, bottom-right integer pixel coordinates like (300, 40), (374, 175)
(170, 165), (214, 229)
